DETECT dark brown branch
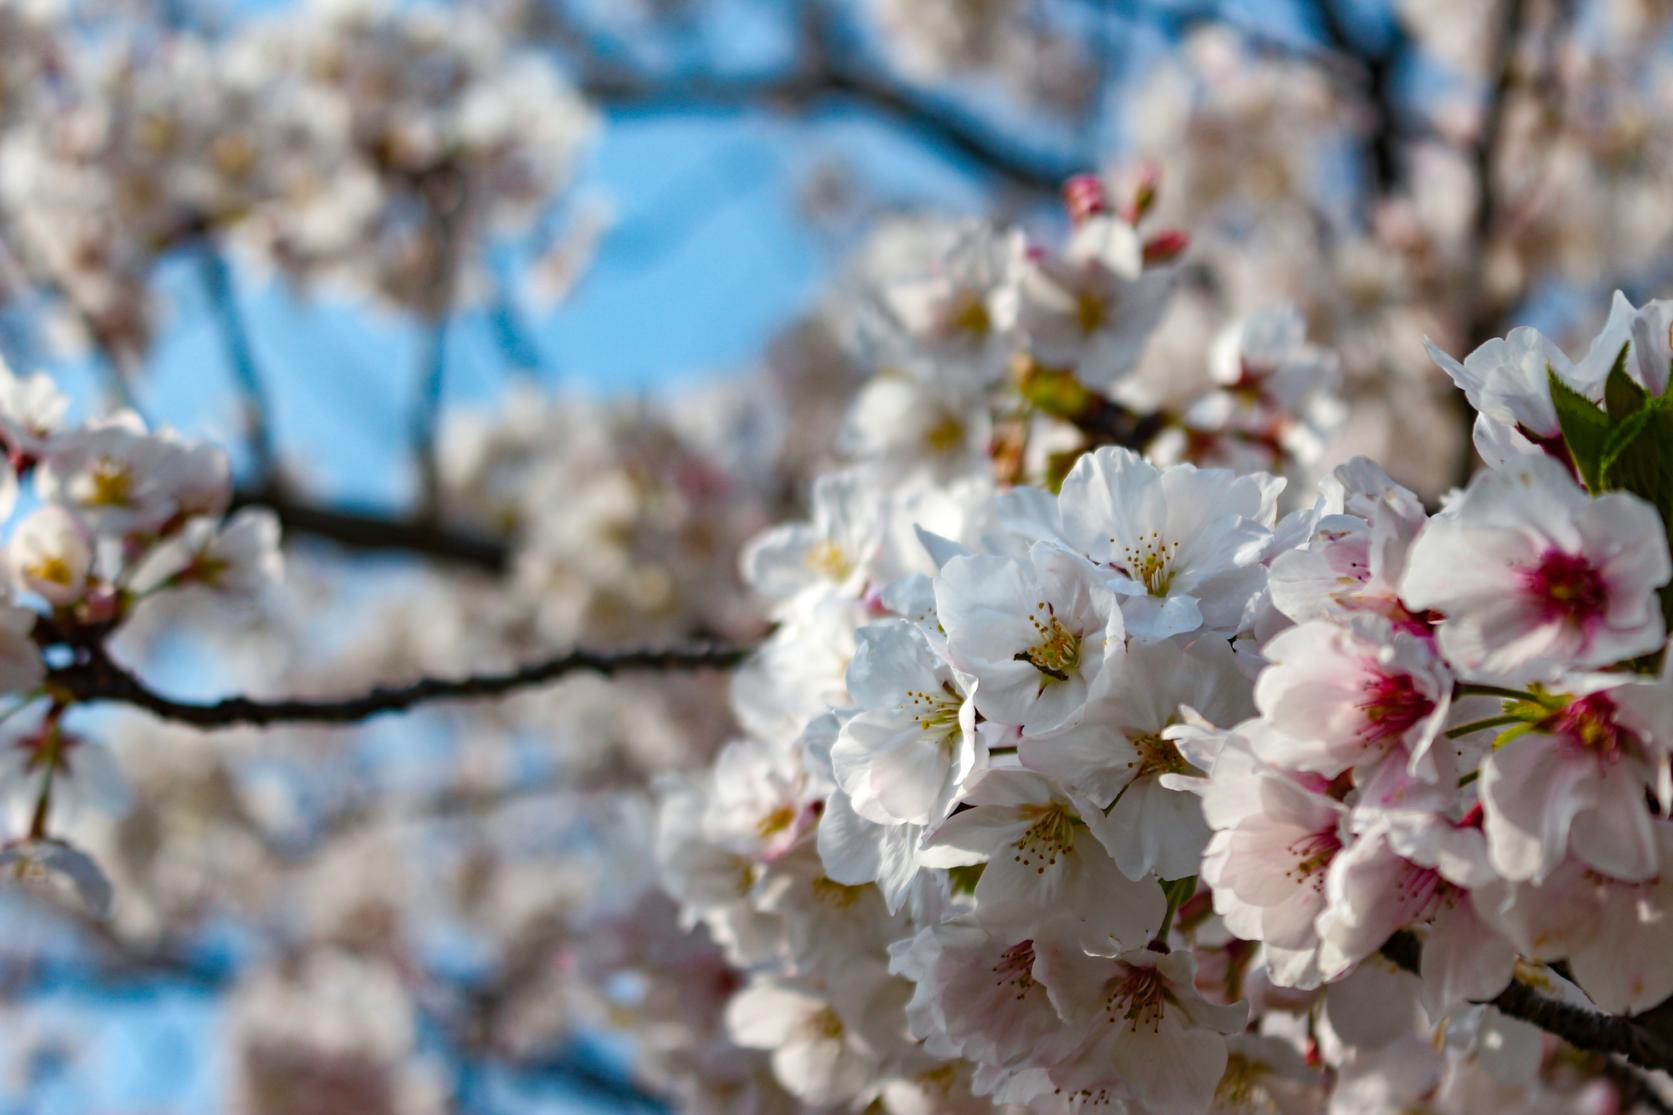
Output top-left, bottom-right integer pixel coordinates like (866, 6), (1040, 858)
(230, 487), (512, 574)
(1464, 0), (1528, 346)
(578, 61), (1073, 195)
(1310, 0), (1410, 198)
(46, 641), (750, 730)
(1380, 930), (1673, 1076)
(1453, 0), (1529, 486)
(411, 169), (469, 518)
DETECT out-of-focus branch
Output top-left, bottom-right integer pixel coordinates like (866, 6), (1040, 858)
(1464, 0), (1528, 346)
(46, 639), (750, 730)
(503, 1046), (667, 1111)
(231, 487), (512, 573)
(566, 0), (1084, 199)
(583, 66), (1072, 193)
(0, 218), (146, 418)
(1309, 0), (1411, 197)
(411, 170), (468, 519)
(1452, 0), (1529, 485)
(197, 244), (278, 479)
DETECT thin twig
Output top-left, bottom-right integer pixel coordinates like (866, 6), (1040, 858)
(580, 63), (1074, 195)
(411, 170), (467, 519)
(198, 244), (277, 479)
(1310, 0), (1410, 198)
(1450, 0), (1529, 487)
(46, 641), (751, 730)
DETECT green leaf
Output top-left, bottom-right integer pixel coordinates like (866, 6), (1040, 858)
(1605, 342), (1647, 421)
(1548, 365), (1611, 492)
(1601, 396), (1673, 504)
(1600, 395), (1673, 631)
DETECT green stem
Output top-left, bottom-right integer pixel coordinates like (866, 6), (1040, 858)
(1446, 714), (1528, 739)
(1155, 875), (1197, 942)
(27, 717), (61, 841)
(1455, 683), (1537, 702)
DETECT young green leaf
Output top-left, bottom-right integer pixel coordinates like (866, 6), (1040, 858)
(1548, 365), (1611, 491)
(1605, 341), (1647, 420)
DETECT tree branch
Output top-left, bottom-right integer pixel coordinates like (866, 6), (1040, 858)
(1309, 0), (1410, 198)
(1453, 0), (1529, 486)
(411, 170), (468, 518)
(1380, 930), (1673, 1076)
(577, 60), (1075, 195)
(1464, 0), (1528, 346)
(230, 487), (512, 574)
(46, 640), (750, 730)
(198, 243), (277, 480)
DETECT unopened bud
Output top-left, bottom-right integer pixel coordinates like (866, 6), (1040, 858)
(1062, 174), (1108, 226)
(80, 585), (120, 625)
(1121, 163), (1161, 224)
(1142, 229), (1189, 265)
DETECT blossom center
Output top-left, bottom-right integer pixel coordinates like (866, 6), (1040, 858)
(1012, 803), (1076, 872)
(1284, 830), (1341, 891)
(87, 458), (135, 507)
(1524, 549), (1607, 628)
(803, 1007), (845, 1041)
(1017, 602), (1081, 682)
(24, 554), (74, 586)
(755, 804), (797, 840)
(1115, 531), (1180, 596)
(1128, 732), (1194, 777)
(1395, 864), (1447, 923)
(922, 414), (966, 454)
(1104, 963), (1167, 1033)
(810, 877), (868, 908)
(803, 540), (852, 581)
(1216, 1054), (1270, 1107)
(945, 289), (991, 338)
(990, 938), (1039, 1000)
(905, 681), (963, 745)
(1356, 668), (1434, 745)
(1545, 692), (1628, 762)
(1075, 289), (1109, 335)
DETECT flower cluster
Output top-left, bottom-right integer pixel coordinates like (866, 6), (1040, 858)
(0, 361), (282, 912)
(647, 174), (1673, 1112)
(0, 0), (593, 363)
(827, 173), (1342, 496)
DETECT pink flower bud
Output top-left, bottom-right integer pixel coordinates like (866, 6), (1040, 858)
(1142, 229), (1190, 264)
(1062, 174), (1107, 225)
(1120, 163), (1161, 224)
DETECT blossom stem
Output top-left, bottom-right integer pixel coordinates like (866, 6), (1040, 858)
(1444, 714), (1529, 739)
(1154, 875), (1197, 944)
(1455, 683), (1538, 702)
(26, 710), (63, 840)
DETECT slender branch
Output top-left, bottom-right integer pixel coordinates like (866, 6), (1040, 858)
(1452, 0), (1529, 487)
(1602, 1060), (1673, 1115)
(502, 1046), (666, 1111)
(578, 62), (1074, 195)
(1465, 0), (1529, 344)
(46, 640), (751, 730)
(1310, 0), (1410, 198)
(198, 244), (277, 480)
(1380, 930), (1673, 1075)
(411, 170), (468, 519)
(230, 487), (512, 574)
